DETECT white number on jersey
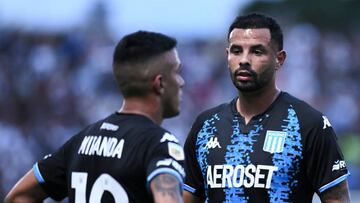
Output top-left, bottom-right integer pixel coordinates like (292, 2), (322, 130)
(71, 172), (129, 203)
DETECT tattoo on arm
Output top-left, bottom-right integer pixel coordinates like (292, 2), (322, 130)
(151, 174), (183, 203)
(320, 181), (351, 203)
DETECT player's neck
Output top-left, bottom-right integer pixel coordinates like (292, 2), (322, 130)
(237, 85), (280, 124)
(119, 96), (163, 125)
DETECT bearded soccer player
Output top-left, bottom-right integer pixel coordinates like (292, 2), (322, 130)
(183, 13), (351, 203)
(5, 31), (185, 203)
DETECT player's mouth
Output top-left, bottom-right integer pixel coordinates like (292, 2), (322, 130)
(236, 70), (253, 81)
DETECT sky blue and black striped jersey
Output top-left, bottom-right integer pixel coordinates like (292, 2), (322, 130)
(33, 112), (185, 202)
(184, 92), (349, 203)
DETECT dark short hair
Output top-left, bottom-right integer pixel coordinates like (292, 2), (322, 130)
(113, 31), (177, 97)
(228, 13), (283, 51)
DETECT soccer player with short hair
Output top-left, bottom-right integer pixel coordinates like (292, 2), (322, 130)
(5, 31), (185, 203)
(183, 13), (350, 203)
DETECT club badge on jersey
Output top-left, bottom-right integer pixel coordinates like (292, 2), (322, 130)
(263, 130), (287, 154)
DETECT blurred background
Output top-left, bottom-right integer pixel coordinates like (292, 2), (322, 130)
(0, 0), (359, 202)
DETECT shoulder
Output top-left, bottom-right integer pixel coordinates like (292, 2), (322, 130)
(136, 122), (181, 147)
(185, 100), (234, 145)
(280, 92), (325, 127)
(78, 114), (116, 134)
(283, 92), (323, 122)
(146, 126), (177, 141)
(141, 126), (184, 162)
(67, 113), (122, 144)
(194, 100), (234, 126)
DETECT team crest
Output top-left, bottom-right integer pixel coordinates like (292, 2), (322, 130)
(263, 130), (287, 153)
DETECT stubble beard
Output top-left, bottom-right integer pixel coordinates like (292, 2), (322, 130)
(231, 67), (275, 93)
(163, 95), (180, 118)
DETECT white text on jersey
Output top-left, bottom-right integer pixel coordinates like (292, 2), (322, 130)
(100, 122), (119, 131)
(78, 136), (124, 159)
(206, 164), (278, 189)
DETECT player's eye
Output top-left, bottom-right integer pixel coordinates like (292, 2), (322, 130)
(253, 49), (263, 55)
(230, 46), (242, 55)
(251, 45), (267, 56)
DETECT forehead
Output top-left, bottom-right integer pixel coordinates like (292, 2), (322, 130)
(229, 28), (271, 45)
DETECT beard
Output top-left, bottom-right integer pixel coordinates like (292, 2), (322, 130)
(162, 93), (180, 118)
(230, 66), (275, 92)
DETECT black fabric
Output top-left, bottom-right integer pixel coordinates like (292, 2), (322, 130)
(37, 113), (185, 202)
(184, 92), (349, 203)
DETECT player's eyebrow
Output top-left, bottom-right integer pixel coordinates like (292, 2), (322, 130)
(250, 44), (267, 51)
(229, 44), (242, 49)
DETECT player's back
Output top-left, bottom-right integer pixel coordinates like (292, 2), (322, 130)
(36, 112), (184, 202)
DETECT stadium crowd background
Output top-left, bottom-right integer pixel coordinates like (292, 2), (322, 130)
(0, 0), (359, 201)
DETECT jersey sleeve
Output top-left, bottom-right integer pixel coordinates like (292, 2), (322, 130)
(144, 129), (185, 190)
(33, 136), (74, 201)
(183, 117), (206, 199)
(304, 115), (350, 194)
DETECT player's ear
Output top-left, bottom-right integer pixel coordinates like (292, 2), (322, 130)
(153, 74), (164, 95)
(275, 50), (286, 70)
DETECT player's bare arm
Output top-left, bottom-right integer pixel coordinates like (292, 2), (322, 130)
(151, 173), (183, 203)
(5, 169), (47, 203)
(320, 180), (351, 203)
(183, 191), (204, 203)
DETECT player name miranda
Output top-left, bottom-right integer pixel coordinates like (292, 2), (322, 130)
(78, 135), (124, 159)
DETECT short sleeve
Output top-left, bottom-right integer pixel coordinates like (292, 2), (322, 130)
(183, 118), (206, 199)
(34, 137), (73, 201)
(144, 130), (185, 189)
(304, 115), (350, 194)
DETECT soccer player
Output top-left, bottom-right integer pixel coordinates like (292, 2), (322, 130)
(183, 13), (351, 203)
(5, 31), (185, 203)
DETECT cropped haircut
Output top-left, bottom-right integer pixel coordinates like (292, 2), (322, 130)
(113, 31), (177, 98)
(228, 13), (283, 51)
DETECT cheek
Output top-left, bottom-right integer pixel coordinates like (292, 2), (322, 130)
(256, 57), (274, 69)
(262, 56), (276, 65)
(227, 56), (239, 70)
(228, 55), (238, 65)
(170, 78), (180, 92)
(257, 61), (276, 77)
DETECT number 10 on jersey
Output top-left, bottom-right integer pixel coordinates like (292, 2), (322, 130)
(71, 172), (129, 203)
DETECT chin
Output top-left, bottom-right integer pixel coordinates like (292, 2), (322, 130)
(234, 82), (260, 92)
(237, 87), (259, 92)
(163, 108), (180, 119)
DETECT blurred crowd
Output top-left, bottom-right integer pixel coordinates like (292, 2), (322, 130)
(1, 11), (360, 200)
